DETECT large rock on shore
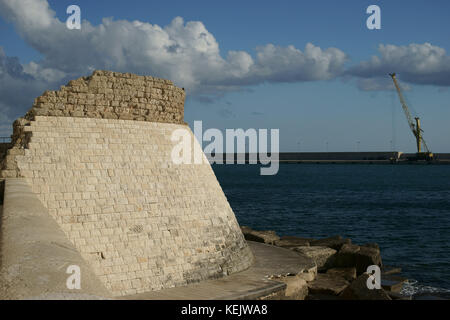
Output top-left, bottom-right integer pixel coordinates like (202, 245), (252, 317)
(340, 273), (391, 300)
(307, 273), (349, 296)
(241, 226), (280, 245)
(293, 246), (337, 271)
(326, 267), (357, 282)
(274, 236), (311, 248)
(295, 264), (318, 282)
(280, 276), (309, 300)
(310, 235), (351, 251)
(381, 274), (408, 293)
(335, 243), (382, 274)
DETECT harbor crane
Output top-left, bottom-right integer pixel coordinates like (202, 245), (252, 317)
(389, 73), (434, 161)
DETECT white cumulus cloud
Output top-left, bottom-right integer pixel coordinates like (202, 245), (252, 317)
(0, 0), (348, 96)
(348, 43), (450, 89)
(1, 0), (449, 133)
(0, 47), (63, 136)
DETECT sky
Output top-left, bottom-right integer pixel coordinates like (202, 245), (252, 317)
(0, 0), (450, 152)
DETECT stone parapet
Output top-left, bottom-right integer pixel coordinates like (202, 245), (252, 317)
(26, 70), (185, 124)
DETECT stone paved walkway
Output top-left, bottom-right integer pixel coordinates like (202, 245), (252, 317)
(121, 241), (315, 300)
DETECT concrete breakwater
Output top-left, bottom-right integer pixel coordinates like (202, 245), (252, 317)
(208, 152), (450, 164)
(241, 226), (410, 300)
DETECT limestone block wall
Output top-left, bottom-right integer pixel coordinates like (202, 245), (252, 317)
(25, 70), (185, 124)
(3, 116), (253, 296)
(0, 70), (253, 297)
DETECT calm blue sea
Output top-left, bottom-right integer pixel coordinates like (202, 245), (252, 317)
(213, 163), (450, 295)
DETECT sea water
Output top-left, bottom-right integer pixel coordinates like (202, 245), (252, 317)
(213, 163), (450, 297)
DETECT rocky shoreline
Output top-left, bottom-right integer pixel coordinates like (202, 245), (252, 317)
(241, 226), (411, 300)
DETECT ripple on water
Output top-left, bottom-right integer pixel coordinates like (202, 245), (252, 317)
(213, 163), (450, 293)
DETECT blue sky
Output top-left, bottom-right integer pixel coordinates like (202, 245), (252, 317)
(1, 0), (450, 152)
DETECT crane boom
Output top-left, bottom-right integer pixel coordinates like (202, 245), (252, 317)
(389, 73), (433, 160)
(389, 73), (416, 136)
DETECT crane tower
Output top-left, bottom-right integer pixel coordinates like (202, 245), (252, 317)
(389, 73), (434, 161)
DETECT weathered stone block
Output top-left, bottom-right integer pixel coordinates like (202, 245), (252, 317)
(307, 273), (349, 296)
(274, 236), (311, 248)
(310, 235), (351, 250)
(326, 267), (357, 282)
(241, 226), (280, 245)
(293, 246), (337, 271)
(280, 276), (308, 300)
(19, 70), (185, 125)
(340, 273), (392, 300)
(295, 264), (317, 282)
(335, 243), (382, 274)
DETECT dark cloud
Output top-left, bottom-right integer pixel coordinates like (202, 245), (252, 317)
(0, 47), (56, 135)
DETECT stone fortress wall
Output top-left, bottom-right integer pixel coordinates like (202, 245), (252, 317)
(0, 71), (253, 296)
(27, 70), (185, 124)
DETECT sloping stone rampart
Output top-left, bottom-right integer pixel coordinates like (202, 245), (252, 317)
(0, 71), (253, 297)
